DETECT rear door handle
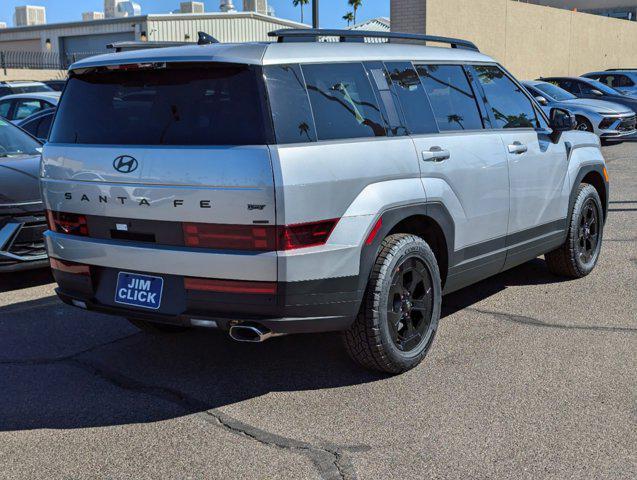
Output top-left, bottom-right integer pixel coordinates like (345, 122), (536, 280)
(507, 142), (528, 154)
(422, 147), (450, 162)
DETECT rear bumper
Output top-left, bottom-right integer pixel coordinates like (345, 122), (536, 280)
(52, 265), (361, 334)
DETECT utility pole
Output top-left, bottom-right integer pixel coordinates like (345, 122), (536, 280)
(312, 0), (319, 28)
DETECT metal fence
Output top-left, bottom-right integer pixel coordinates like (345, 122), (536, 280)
(0, 50), (104, 72)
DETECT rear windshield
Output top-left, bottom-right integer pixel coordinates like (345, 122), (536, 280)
(50, 64), (270, 145)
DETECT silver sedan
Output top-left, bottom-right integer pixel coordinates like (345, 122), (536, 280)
(522, 80), (636, 141)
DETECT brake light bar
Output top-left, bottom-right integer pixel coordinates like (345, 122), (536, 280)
(184, 277), (277, 295)
(182, 219), (339, 251)
(46, 210), (89, 237)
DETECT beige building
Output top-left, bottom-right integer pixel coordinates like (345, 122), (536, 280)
(179, 2), (205, 14)
(523, 1), (637, 20)
(14, 5), (47, 27)
(391, 0), (637, 78)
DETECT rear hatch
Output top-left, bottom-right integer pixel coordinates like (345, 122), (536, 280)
(41, 62), (276, 229)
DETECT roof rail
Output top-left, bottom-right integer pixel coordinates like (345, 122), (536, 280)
(268, 29), (479, 51)
(605, 68), (637, 71)
(108, 40), (191, 52)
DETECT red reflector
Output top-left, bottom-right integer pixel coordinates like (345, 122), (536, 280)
(365, 217), (383, 245)
(278, 219), (339, 251)
(47, 210), (89, 237)
(183, 223), (277, 251)
(50, 258), (91, 276)
(184, 277), (277, 295)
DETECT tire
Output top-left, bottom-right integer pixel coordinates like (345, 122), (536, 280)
(545, 183), (604, 278)
(127, 318), (188, 334)
(575, 116), (594, 133)
(343, 234), (442, 374)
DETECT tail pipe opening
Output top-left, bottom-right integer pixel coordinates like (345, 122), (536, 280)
(228, 324), (285, 343)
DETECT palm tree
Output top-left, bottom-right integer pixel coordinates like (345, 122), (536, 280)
(348, 0), (363, 25)
(343, 12), (354, 26)
(292, 0), (310, 24)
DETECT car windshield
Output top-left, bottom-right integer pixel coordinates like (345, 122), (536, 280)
(534, 83), (576, 101)
(585, 78), (622, 96)
(0, 118), (42, 156)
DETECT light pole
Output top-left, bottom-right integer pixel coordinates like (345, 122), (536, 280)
(312, 0), (319, 28)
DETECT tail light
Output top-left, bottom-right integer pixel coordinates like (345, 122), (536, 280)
(277, 219), (339, 250)
(182, 219), (339, 251)
(49, 258), (91, 276)
(46, 210), (89, 237)
(184, 277), (277, 294)
(183, 223), (277, 251)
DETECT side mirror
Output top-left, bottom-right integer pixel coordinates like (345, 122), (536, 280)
(591, 89), (604, 97)
(535, 95), (549, 106)
(549, 107), (576, 142)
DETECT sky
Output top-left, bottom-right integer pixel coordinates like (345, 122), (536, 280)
(0, 1), (389, 28)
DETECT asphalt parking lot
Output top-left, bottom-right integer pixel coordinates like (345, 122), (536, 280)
(1, 144), (635, 480)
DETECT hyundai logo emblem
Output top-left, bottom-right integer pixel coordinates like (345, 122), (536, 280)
(113, 155), (138, 174)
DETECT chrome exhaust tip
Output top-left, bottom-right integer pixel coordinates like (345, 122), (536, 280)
(228, 324), (284, 343)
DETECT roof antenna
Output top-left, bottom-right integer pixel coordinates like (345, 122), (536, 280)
(197, 32), (219, 45)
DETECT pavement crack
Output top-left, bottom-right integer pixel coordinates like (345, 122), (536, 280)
(1, 337), (367, 480)
(469, 308), (637, 333)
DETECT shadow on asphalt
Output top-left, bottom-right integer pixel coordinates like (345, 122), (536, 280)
(0, 267), (53, 294)
(0, 257), (567, 432)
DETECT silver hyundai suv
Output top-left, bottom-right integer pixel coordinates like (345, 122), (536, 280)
(41, 30), (609, 373)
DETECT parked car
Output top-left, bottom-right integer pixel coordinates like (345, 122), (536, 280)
(581, 69), (637, 96)
(540, 76), (637, 113)
(522, 80), (636, 140)
(0, 92), (60, 123)
(16, 108), (56, 142)
(0, 117), (48, 272)
(0, 80), (53, 97)
(44, 79), (67, 92)
(42, 29), (608, 374)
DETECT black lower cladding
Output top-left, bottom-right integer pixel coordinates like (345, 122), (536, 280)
(54, 266), (361, 334)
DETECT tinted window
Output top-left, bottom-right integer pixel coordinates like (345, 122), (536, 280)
(616, 75), (635, 87)
(417, 64), (484, 131)
(385, 62), (437, 134)
(0, 118), (41, 156)
(301, 63), (387, 141)
(0, 87), (10, 97)
(550, 79), (580, 95)
(533, 82), (577, 101)
(581, 79), (619, 96)
(36, 114), (53, 140)
(0, 101), (10, 118)
(366, 62), (408, 136)
(264, 64), (317, 144)
(51, 64), (270, 145)
(13, 85), (53, 93)
(473, 66), (538, 129)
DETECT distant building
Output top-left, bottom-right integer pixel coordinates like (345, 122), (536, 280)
(220, 0), (237, 12)
(0, 22), (7, 29)
(348, 17), (391, 32)
(14, 5), (47, 27)
(243, 0), (268, 16)
(523, 1), (637, 21)
(180, 2), (205, 13)
(104, 0), (141, 19)
(104, 0), (122, 19)
(82, 12), (106, 21)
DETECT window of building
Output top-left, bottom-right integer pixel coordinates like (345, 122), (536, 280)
(416, 64), (484, 131)
(301, 63), (387, 141)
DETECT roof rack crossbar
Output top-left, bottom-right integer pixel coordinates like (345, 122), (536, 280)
(268, 29), (479, 52)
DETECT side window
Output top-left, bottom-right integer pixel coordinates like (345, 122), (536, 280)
(384, 62), (437, 134)
(14, 100), (44, 120)
(472, 66), (538, 129)
(416, 64), (484, 131)
(36, 114), (53, 140)
(20, 118), (40, 137)
(598, 75), (615, 87)
(578, 81), (599, 96)
(365, 61), (408, 137)
(615, 75), (634, 87)
(0, 100), (11, 118)
(553, 79), (579, 95)
(301, 63), (387, 141)
(264, 64), (317, 144)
